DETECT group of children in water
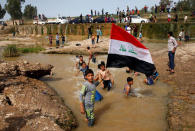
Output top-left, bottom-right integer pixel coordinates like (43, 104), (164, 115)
(76, 46), (159, 127)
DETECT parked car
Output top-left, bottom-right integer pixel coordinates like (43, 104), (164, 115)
(33, 20), (46, 25)
(69, 17), (87, 24)
(47, 16), (68, 24)
(93, 17), (105, 23)
(128, 15), (149, 23)
(93, 16), (116, 23)
(0, 21), (7, 26)
(57, 17), (68, 24)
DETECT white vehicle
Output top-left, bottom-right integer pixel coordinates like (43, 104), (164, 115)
(57, 17), (68, 24)
(33, 20), (46, 25)
(129, 15), (149, 23)
(47, 17), (68, 24)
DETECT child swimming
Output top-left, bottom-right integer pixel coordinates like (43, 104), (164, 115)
(98, 61), (114, 91)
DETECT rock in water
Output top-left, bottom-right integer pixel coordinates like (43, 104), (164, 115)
(0, 61), (78, 131)
(0, 61), (54, 79)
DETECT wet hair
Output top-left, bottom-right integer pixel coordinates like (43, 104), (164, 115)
(85, 69), (94, 76)
(127, 77), (133, 82)
(98, 64), (101, 69)
(81, 62), (86, 66)
(168, 31), (173, 36)
(101, 61), (105, 66)
(87, 46), (90, 50)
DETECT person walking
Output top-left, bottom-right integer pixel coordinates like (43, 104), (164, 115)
(167, 32), (178, 74)
(88, 26), (92, 39)
(61, 34), (65, 47)
(174, 14), (178, 22)
(168, 13), (171, 23)
(96, 27), (101, 43)
(184, 15), (188, 23)
(178, 29), (184, 41)
(56, 33), (60, 48)
(133, 24), (138, 38)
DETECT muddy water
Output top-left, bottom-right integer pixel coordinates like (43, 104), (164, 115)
(10, 51), (171, 131)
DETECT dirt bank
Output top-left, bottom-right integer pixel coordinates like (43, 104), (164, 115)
(152, 43), (195, 130)
(0, 61), (77, 131)
(43, 37), (109, 55)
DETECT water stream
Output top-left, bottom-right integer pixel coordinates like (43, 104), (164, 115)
(8, 52), (171, 131)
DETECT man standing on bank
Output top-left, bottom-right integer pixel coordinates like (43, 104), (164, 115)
(167, 32), (178, 74)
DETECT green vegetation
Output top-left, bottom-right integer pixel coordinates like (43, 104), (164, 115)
(18, 46), (45, 53)
(23, 4), (37, 19)
(3, 45), (45, 57)
(5, 0), (25, 22)
(3, 44), (19, 57)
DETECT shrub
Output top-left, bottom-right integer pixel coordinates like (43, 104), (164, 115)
(3, 45), (20, 57)
(18, 46), (45, 53)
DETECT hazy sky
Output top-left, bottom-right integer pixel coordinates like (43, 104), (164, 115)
(1, 0), (179, 20)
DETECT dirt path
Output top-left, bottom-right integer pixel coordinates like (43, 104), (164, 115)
(43, 37), (110, 55)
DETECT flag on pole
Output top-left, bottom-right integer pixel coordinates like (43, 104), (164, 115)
(106, 24), (156, 76)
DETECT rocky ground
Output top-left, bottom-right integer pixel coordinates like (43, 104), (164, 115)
(0, 61), (77, 131)
(152, 43), (195, 131)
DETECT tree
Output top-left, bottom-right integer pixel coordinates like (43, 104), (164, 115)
(176, 0), (194, 11)
(5, 0), (25, 20)
(0, 4), (6, 19)
(189, 0), (195, 11)
(23, 4), (37, 19)
(159, 0), (173, 5)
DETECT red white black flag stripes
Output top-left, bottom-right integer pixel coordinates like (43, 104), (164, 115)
(106, 24), (156, 76)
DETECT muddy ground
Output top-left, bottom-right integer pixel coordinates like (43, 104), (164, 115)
(152, 43), (195, 131)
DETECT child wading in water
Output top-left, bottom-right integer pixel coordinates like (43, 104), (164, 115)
(76, 61), (90, 78)
(75, 55), (84, 70)
(79, 69), (100, 126)
(124, 77), (133, 96)
(124, 77), (143, 97)
(98, 61), (114, 91)
(87, 46), (96, 63)
(144, 70), (159, 85)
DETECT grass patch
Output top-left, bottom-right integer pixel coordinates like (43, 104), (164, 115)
(18, 46), (45, 53)
(3, 44), (20, 57)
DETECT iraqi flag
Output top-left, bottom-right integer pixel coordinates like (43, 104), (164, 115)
(106, 24), (156, 76)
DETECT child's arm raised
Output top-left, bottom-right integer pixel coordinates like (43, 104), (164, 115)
(125, 85), (130, 96)
(75, 69), (80, 76)
(87, 59), (90, 67)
